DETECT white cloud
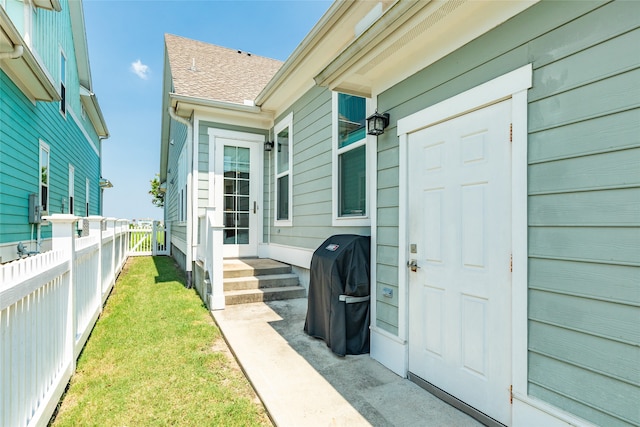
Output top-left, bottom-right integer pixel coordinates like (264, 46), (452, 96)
(130, 59), (150, 80)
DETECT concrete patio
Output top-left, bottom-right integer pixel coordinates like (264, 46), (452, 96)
(212, 298), (483, 427)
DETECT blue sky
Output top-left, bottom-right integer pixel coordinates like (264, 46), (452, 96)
(83, 0), (332, 220)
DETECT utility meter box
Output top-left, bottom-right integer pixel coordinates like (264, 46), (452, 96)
(28, 193), (42, 224)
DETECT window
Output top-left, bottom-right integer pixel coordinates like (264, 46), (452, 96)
(39, 142), (49, 213)
(68, 164), (74, 214)
(274, 113), (293, 226)
(60, 52), (66, 115)
(333, 92), (369, 224)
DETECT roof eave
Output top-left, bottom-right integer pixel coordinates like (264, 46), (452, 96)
(80, 86), (109, 138)
(315, 0), (540, 97)
(33, 0), (62, 12)
(253, 0), (355, 108)
(0, 7), (59, 101)
(68, 0), (92, 90)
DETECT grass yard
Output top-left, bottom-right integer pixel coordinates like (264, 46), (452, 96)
(51, 256), (271, 426)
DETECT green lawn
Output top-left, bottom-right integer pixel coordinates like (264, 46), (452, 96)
(52, 256), (271, 426)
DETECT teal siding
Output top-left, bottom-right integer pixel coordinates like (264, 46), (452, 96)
(377, 0), (639, 424)
(265, 86), (369, 252)
(0, 1), (104, 258)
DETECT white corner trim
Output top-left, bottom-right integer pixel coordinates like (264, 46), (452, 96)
(513, 395), (600, 427)
(397, 63), (532, 135)
(370, 327), (408, 377)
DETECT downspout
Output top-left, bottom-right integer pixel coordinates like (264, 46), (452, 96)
(168, 106), (194, 287)
(0, 44), (24, 60)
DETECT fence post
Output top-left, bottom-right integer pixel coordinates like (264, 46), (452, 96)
(88, 216), (104, 314)
(46, 214), (78, 370)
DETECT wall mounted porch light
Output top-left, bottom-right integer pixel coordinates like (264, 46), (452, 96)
(264, 140), (274, 151)
(366, 111), (390, 136)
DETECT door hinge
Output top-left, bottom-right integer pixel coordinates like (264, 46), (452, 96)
(510, 385), (513, 404)
(510, 254), (513, 272)
(509, 123), (513, 143)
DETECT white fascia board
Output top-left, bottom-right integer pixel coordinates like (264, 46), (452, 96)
(68, 0), (92, 90)
(318, 0), (540, 97)
(79, 87), (109, 138)
(257, 1), (387, 115)
(0, 7), (59, 101)
(172, 93), (273, 130)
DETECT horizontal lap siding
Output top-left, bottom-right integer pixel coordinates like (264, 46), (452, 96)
(266, 86), (368, 252)
(378, 1), (639, 424)
(525, 3), (640, 426)
(1, 80), (101, 245)
(165, 117), (187, 223)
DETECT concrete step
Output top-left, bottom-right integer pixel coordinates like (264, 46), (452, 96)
(224, 273), (300, 291)
(223, 258), (292, 279)
(225, 286), (307, 305)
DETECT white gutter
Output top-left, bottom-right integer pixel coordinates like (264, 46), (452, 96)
(168, 106), (195, 286)
(0, 44), (23, 60)
(170, 93), (263, 114)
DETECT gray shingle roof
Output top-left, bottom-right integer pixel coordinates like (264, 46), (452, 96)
(165, 33), (283, 105)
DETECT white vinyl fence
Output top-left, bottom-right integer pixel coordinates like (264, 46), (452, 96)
(0, 215), (168, 427)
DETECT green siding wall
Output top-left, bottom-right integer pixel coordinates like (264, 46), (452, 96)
(164, 116), (187, 223)
(196, 120), (268, 214)
(265, 86), (369, 252)
(377, 1), (639, 425)
(0, 0), (103, 253)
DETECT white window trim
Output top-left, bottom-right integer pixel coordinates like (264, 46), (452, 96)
(85, 177), (90, 216)
(331, 91), (372, 227)
(59, 48), (66, 118)
(177, 146), (187, 223)
(274, 112), (293, 227)
(68, 164), (74, 215)
(39, 140), (50, 214)
(392, 63), (535, 417)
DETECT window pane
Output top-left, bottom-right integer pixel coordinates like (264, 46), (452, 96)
(277, 175), (289, 220)
(237, 180), (249, 196)
(339, 144), (366, 216)
(236, 229), (249, 244)
(277, 127), (289, 174)
(338, 93), (366, 148)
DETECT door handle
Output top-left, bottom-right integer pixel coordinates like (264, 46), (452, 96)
(407, 259), (420, 272)
(253, 201), (257, 214)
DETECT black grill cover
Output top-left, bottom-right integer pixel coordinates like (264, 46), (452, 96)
(304, 234), (371, 356)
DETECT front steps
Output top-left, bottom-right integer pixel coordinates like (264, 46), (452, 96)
(224, 258), (306, 305)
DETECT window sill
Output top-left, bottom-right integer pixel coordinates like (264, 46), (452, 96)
(332, 216), (370, 227)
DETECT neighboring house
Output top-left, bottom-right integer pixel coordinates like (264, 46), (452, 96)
(0, 0), (109, 263)
(160, 1), (639, 426)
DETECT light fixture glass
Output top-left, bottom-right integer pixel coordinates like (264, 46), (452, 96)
(366, 111), (390, 136)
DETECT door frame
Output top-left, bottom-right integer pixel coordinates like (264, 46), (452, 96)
(207, 128), (265, 258)
(394, 64), (532, 405)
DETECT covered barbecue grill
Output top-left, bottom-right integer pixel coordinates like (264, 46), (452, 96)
(304, 234), (371, 356)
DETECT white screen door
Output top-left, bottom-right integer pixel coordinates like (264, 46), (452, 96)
(408, 100), (512, 425)
(215, 137), (259, 258)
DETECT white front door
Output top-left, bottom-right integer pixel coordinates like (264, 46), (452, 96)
(408, 100), (512, 425)
(215, 137), (259, 258)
